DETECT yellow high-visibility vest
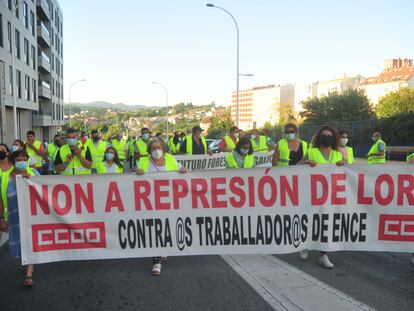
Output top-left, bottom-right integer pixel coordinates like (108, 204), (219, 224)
(1, 167), (35, 220)
(137, 153), (179, 172)
(25, 140), (43, 167)
(89, 140), (108, 168)
(186, 135), (207, 155)
(224, 135), (238, 151)
(307, 148), (343, 164)
(111, 139), (127, 160)
(251, 135), (268, 153)
(368, 139), (386, 164)
(57, 144), (91, 175)
(277, 138), (308, 166)
(225, 153), (254, 168)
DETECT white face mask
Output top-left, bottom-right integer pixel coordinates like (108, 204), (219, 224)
(234, 132), (239, 138)
(285, 133), (295, 141)
(251, 134), (257, 140)
(340, 138), (349, 146)
(240, 147), (249, 155)
(151, 149), (163, 160)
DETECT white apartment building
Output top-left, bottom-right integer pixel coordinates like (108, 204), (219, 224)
(359, 58), (414, 106)
(316, 74), (363, 97)
(0, 0), (64, 145)
(231, 84), (295, 130)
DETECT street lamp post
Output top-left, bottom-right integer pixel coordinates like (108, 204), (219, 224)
(206, 3), (240, 127)
(152, 82), (169, 141)
(68, 79), (86, 128)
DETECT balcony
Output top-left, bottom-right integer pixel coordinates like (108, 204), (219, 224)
(37, 22), (51, 47)
(36, 0), (50, 21)
(33, 114), (52, 126)
(38, 81), (52, 99)
(37, 53), (51, 73)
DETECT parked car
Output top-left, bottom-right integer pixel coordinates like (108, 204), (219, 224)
(206, 138), (221, 153)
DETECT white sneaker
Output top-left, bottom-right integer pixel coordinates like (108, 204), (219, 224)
(299, 249), (309, 260)
(318, 254), (334, 269)
(151, 263), (162, 276)
(411, 254), (414, 265)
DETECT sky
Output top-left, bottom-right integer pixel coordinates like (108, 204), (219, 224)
(61, 0), (414, 107)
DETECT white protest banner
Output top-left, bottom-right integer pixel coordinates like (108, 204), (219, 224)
(175, 151), (274, 170)
(17, 164), (414, 264)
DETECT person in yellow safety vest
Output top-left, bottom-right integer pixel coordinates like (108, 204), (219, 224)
(220, 126), (239, 152)
(0, 144), (13, 177)
(299, 125), (346, 269)
(225, 137), (255, 169)
(25, 130), (45, 172)
(54, 128), (92, 175)
(180, 125), (211, 155)
(11, 139), (39, 170)
(96, 147), (124, 174)
(337, 130), (354, 164)
(111, 133), (128, 164)
(169, 132), (181, 154)
(89, 129), (109, 171)
(273, 123), (308, 166)
(250, 129), (270, 153)
(47, 134), (63, 174)
(135, 138), (187, 276)
(367, 132), (386, 164)
(0, 149), (38, 287)
(134, 127), (151, 163)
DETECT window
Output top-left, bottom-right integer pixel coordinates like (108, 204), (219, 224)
(51, 77), (54, 95)
(7, 22), (12, 53)
(8, 0), (12, 10)
(23, 2), (28, 29)
(16, 70), (21, 99)
(31, 45), (35, 69)
(24, 38), (29, 65)
(9, 66), (13, 96)
(32, 78), (36, 102)
(25, 75), (30, 101)
(51, 3), (54, 20)
(51, 52), (54, 70)
(0, 14), (3, 48)
(30, 11), (35, 36)
(51, 27), (54, 46)
(15, 29), (20, 59)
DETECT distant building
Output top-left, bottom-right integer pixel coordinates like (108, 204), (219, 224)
(0, 0), (64, 144)
(231, 84), (295, 130)
(316, 74), (363, 97)
(359, 58), (414, 106)
(294, 82), (318, 114)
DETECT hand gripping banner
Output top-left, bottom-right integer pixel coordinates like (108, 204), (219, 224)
(17, 164), (414, 264)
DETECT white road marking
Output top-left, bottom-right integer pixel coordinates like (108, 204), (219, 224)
(222, 254), (376, 311)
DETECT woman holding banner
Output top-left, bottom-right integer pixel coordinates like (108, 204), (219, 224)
(96, 147), (124, 174)
(136, 138), (187, 276)
(0, 150), (39, 286)
(299, 125), (346, 269)
(338, 130), (354, 164)
(225, 137), (255, 169)
(272, 123), (308, 166)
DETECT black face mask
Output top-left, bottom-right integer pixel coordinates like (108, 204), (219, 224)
(320, 135), (334, 147)
(0, 151), (7, 160)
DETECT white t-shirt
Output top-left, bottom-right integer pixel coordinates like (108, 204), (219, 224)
(104, 161), (118, 174)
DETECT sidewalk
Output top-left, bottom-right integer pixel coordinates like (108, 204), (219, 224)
(222, 254), (376, 311)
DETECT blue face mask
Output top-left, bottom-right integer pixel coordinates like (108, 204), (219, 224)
(240, 148), (249, 155)
(142, 133), (150, 140)
(11, 145), (19, 152)
(15, 161), (28, 171)
(67, 138), (78, 146)
(105, 153), (115, 161)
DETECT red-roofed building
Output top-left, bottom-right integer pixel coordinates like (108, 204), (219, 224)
(359, 58), (414, 106)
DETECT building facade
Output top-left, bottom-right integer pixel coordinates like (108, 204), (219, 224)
(231, 84), (295, 130)
(316, 74), (363, 97)
(359, 58), (414, 106)
(0, 0), (64, 145)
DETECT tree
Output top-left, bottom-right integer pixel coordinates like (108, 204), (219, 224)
(206, 108), (234, 138)
(300, 89), (373, 123)
(376, 88), (414, 118)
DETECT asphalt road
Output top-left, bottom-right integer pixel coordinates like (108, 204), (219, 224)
(277, 251), (414, 311)
(0, 246), (273, 311)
